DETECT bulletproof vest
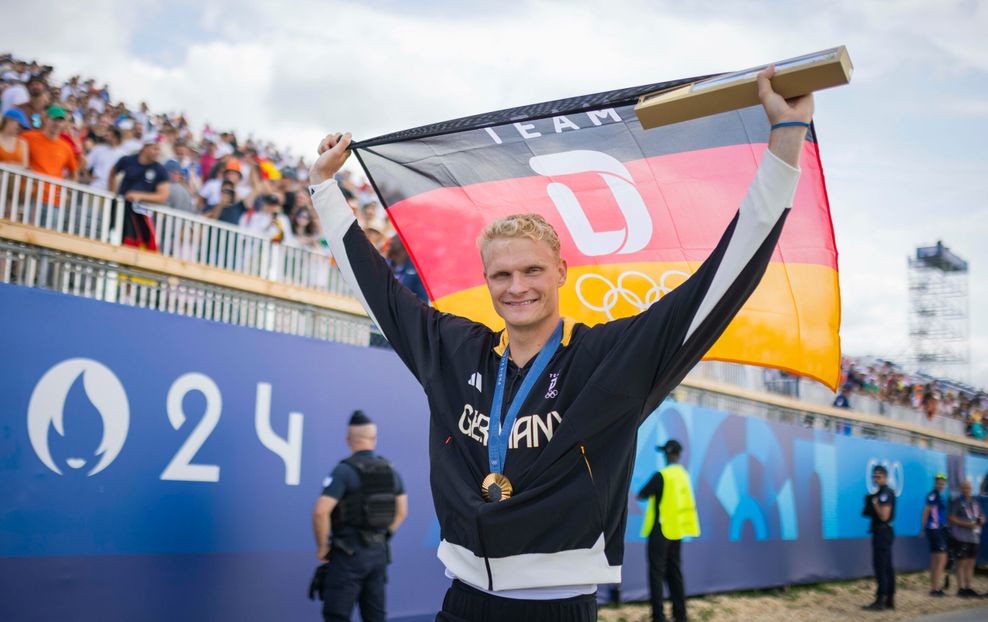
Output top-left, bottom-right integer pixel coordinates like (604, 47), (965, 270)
(868, 484), (896, 529)
(331, 454), (397, 533)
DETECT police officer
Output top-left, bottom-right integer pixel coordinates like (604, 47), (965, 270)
(637, 439), (700, 622)
(862, 464), (896, 611)
(312, 411), (408, 622)
(921, 473), (949, 596)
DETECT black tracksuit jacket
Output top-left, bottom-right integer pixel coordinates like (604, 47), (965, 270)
(311, 150), (800, 591)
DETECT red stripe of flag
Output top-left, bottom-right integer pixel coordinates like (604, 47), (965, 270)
(389, 142), (835, 301)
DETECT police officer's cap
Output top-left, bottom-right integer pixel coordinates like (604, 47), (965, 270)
(657, 439), (683, 454)
(872, 464), (888, 475)
(349, 410), (373, 426)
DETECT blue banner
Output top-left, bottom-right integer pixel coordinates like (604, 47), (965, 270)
(0, 284), (443, 621)
(1, 283), (986, 620)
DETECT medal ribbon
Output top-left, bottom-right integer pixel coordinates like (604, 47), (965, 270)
(487, 320), (562, 475)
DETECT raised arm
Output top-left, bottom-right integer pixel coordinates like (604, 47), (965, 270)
(586, 67), (813, 414)
(308, 133), (481, 383)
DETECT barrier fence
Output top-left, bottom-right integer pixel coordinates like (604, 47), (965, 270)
(0, 164), (348, 296)
(0, 164), (122, 245)
(0, 239), (372, 347)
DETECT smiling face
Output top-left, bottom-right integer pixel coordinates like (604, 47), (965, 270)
(872, 470), (887, 488)
(482, 236), (567, 334)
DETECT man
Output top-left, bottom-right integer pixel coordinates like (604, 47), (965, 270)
(312, 411), (408, 622)
(109, 136), (168, 249)
(862, 464), (896, 611)
(164, 160), (195, 214)
(109, 136), (169, 205)
(1, 60), (30, 85)
(1, 77), (28, 115)
(202, 181), (248, 225)
(116, 118), (141, 155)
(637, 440), (699, 622)
(22, 105), (78, 181)
(948, 480), (984, 597)
(922, 474), (949, 597)
(199, 158), (247, 211)
(239, 194), (295, 244)
(833, 384), (852, 409)
(16, 75), (49, 129)
(309, 67), (812, 621)
(85, 126), (126, 190)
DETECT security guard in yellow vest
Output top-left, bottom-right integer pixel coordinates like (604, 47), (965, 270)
(637, 439), (699, 622)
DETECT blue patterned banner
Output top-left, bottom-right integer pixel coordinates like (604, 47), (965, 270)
(1, 284), (984, 620)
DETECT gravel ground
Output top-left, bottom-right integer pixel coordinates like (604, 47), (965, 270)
(597, 572), (988, 622)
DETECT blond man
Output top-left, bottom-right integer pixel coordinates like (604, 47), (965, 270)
(308, 68), (813, 622)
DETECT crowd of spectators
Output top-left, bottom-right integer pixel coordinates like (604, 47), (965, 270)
(0, 52), (414, 278)
(839, 357), (988, 439)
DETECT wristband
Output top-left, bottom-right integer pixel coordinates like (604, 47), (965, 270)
(771, 121), (811, 130)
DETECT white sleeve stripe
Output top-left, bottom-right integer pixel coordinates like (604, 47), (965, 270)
(683, 150), (801, 343)
(309, 179), (383, 330)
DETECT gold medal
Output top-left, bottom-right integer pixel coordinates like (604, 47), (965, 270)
(482, 473), (513, 502)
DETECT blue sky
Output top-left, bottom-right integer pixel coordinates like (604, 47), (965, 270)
(7, 0), (987, 386)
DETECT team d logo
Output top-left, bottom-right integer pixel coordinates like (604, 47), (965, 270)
(27, 358), (130, 476)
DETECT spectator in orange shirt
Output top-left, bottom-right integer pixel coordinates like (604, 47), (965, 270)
(22, 105), (78, 181)
(0, 109), (30, 168)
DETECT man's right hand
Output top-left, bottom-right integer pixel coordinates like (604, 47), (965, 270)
(309, 132), (352, 185)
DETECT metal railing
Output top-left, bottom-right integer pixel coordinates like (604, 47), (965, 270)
(0, 164), (351, 296)
(0, 164), (123, 244)
(0, 239), (373, 347)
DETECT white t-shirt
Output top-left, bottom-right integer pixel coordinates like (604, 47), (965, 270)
(1, 83), (29, 114)
(238, 210), (295, 245)
(87, 144), (128, 191)
(199, 178), (249, 206)
(120, 138), (142, 156)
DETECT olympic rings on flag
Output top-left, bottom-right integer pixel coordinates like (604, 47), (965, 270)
(575, 270), (690, 320)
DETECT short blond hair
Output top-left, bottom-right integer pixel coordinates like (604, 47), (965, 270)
(478, 213), (561, 262)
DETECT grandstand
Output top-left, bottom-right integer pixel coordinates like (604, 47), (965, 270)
(2, 53), (987, 622)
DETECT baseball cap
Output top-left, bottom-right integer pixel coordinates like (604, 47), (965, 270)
(3, 108), (31, 129)
(141, 134), (159, 147)
(45, 105), (67, 120)
(935, 473), (947, 480)
(224, 158), (242, 174)
(873, 464), (888, 475)
(657, 439), (683, 454)
(117, 118), (135, 130)
(164, 159), (182, 174)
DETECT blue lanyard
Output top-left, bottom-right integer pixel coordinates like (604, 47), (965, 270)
(487, 321), (562, 474)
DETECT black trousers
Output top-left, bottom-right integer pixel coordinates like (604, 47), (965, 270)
(436, 580), (597, 622)
(871, 525), (895, 601)
(321, 543), (388, 622)
(648, 531), (686, 622)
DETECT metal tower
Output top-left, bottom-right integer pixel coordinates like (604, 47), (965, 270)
(907, 241), (969, 380)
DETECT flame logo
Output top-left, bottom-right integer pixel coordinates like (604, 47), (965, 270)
(27, 358), (130, 476)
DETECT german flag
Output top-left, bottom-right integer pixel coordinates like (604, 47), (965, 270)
(352, 76), (840, 389)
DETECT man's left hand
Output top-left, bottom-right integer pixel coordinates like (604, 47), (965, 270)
(756, 65), (814, 126)
(317, 544), (330, 562)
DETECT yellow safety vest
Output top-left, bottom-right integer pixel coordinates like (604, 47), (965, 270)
(640, 463), (700, 540)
